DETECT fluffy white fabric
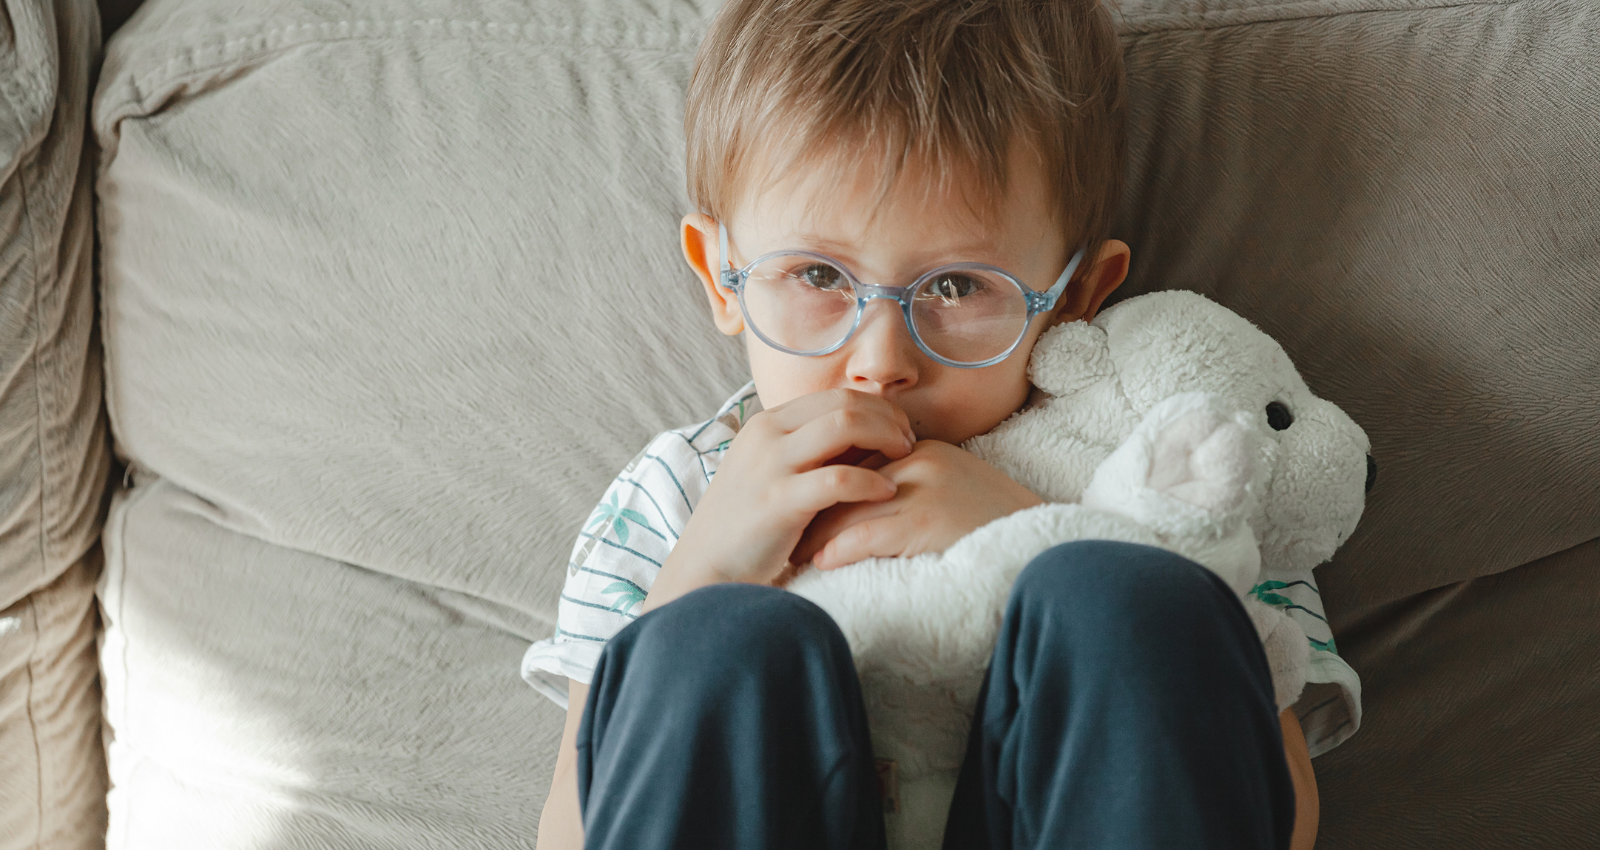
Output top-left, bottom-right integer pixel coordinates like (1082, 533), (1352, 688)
(788, 290), (1370, 849)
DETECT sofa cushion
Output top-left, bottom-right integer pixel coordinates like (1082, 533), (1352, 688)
(96, 0), (743, 617)
(99, 476), (564, 847)
(1, 0), (110, 625)
(1112, 0), (1600, 621)
(94, 0), (1600, 628)
(0, 559), (106, 850)
(1314, 537), (1600, 846)
(1, 0), (111, 846)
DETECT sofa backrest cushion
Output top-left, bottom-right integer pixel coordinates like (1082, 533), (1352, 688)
(95, 0), (1599, 632)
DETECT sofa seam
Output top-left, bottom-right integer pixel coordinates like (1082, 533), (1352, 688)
(1114, 0), (1523, 36)
(106, 19), (697, 128)
(99, 2), (1536, 128)
(15, 147), (52, 595)
(123, 16), (701, 53)
(19, 591), (44, 848)
(16, 123), (59, 848)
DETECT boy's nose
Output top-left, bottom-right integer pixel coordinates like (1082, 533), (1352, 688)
(844, 300), (919, 394)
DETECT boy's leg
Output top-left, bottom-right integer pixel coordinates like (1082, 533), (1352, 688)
(576, 583), (885, 850)
(942, 539), (1296, 850)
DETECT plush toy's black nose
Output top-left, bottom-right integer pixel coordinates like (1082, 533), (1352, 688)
(1365, 454), (1377, 493)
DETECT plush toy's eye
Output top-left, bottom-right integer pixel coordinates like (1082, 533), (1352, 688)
(1265, 401), (1294, 431)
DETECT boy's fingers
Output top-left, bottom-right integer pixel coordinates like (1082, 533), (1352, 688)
(763, 388), (915, 444)
(813, 517), (907, 571)
(782, 465), (897, 515)
(791, 499), (894, 566)
(785, 410), (915, 469)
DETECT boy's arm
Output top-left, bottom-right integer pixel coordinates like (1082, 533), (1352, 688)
(644, 389), (915, 612)
(1282, 707), (1319, 850)
(536, 681), (590, 850)
(539, 389), (914, 843)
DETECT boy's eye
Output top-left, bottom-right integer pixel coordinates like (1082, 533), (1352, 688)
(793, 263), (848, 291)
(922, 274), (982, 303)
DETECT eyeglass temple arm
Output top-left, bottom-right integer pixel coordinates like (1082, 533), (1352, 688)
(718, 222), (735, 288)
(1038, 246), (1089, 313)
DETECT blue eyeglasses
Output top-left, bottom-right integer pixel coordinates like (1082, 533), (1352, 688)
(718, 222), (1086, 369)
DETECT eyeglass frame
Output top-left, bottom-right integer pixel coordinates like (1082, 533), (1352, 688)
(717, 222), (1088, 369)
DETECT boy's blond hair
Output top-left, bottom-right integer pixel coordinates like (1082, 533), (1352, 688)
(686, 0), (1126, 261)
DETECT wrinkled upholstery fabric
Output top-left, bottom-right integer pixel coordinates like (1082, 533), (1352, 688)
(0, 0), (111, 847)
(99, 476), (567, 847)
(1114, 0), (1600, 622)
(96, 3), (735, 845)
(0, 0), (107, 640)
(1315, 537), (1600, 846)
(0, 559), (105, 850)
(90, 0), (1598, 847)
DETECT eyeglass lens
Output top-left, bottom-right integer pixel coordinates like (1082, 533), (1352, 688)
(740, 255), (1032, 364)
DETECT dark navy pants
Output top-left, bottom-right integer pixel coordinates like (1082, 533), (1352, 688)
(575, 540), (1296, 849)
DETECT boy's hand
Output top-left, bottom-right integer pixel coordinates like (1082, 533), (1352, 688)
(652, 389), (916, 602)
(791, 440), (1043, 571)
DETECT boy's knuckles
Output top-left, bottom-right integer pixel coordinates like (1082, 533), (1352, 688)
(816, 465), (861, 493)
(898, 450), (941, 475)
(853, 522), (893, 555)
(742, 411), (777, 438)
(827, 387), (862, 407)
(831, 408), (867, 431)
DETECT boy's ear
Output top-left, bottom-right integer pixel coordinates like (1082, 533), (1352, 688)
(682, 213), (745, 336)
(1052, 238), (1131, 326)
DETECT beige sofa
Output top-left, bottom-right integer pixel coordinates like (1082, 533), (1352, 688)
(2, 0), (1597, 847)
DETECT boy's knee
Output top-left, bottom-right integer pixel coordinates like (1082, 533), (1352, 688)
(626, 582), (848, 670)
(1012, 539), (1240, 636)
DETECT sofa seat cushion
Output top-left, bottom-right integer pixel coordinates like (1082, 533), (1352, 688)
(100, 476), (566, 847)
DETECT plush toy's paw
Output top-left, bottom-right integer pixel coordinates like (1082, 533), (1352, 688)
(1083, 393), (1263, 530)
(1081, 393), (1268, 591)
(1146, 405), (1256, 515)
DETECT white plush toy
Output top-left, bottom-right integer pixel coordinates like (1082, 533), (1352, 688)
(786, 289), (1372, 849)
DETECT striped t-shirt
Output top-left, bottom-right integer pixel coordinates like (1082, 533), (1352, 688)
(521, 382), (762, 704)
(520, 381), (1364, 756)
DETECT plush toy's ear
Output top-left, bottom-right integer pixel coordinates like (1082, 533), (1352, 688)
(1029, 316), (1141, 447)
(1027, 320), (1116, 399)
(964, 318), (1140, 502)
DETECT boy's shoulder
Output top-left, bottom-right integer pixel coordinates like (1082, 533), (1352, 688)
(613, 380), (761, 485)
(656, 380), (761, 455)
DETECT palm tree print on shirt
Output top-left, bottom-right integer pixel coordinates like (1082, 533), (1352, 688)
(1249, 580), (1296, 608)
(602, 581), (648, 615)
(1251, 580), (1340, 655)
(586, 492), (654, 546)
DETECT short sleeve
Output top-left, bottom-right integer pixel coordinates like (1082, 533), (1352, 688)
(1250, 563), (1363, 757)
(520, 429), (713, 707)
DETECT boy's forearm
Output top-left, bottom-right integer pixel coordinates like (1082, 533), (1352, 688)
(641, 554), (735, 613)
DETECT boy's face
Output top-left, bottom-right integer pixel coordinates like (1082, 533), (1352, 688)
(684, 146), (1129, 444)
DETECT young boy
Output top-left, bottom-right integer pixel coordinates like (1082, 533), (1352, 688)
(524, 1), (1318, 847)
